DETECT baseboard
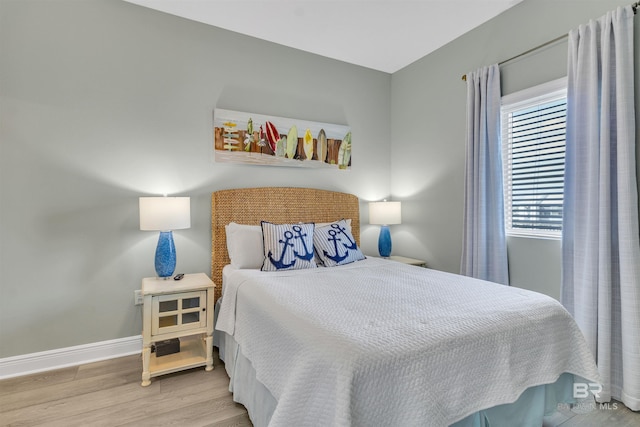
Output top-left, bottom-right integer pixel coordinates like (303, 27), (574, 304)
(0, 335), (142, 380)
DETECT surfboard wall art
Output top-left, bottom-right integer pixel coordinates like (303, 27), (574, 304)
(213, 108), (351, 170)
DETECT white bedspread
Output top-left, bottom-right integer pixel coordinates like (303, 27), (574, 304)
(216, 258), (599, 426)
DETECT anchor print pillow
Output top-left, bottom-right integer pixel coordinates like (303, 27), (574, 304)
(261, 222), (317, 271)
(314, 219), (365, 267)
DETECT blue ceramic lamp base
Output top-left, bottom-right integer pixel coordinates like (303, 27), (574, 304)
(378, 225), (392, 258)
(155, 231), (176, 278)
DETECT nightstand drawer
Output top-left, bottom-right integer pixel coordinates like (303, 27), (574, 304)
(152, 291), (207, 335)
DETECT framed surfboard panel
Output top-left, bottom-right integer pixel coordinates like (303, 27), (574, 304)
(213, 109), (351, 170)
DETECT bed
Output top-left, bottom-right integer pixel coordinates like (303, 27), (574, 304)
(211, 187), (599, 427)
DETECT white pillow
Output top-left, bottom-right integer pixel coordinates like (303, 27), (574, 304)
(225, 222), (263, 269)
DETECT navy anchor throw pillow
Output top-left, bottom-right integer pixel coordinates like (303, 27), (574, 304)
(314, 219), (365, 267)
(261, 222), (317, 271)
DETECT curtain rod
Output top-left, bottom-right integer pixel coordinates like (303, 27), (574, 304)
(461, 1), (639, 82)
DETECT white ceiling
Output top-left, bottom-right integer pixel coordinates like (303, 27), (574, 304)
(124, 0), (524, 73)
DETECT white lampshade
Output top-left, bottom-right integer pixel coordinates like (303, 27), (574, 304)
(139, 197), (191, 231)
(369, 201), (402, 225)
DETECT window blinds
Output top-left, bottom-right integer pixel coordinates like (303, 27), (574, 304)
(503, 95), (566, 234)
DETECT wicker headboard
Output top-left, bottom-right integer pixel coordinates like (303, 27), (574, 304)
(211, 187), (360, 302)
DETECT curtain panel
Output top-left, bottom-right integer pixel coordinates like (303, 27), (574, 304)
(461, 64), (509, 286)
(562, 5), (640, 411)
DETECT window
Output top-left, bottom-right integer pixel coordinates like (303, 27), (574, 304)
(501, 78), (567, 238)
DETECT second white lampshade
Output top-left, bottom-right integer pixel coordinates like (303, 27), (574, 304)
(369, 201), (402, 226)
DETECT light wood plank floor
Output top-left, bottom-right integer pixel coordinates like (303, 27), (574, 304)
(1, 350), (638, 426)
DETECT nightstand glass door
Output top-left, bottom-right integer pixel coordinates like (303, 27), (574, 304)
(152, 291), (207, 335)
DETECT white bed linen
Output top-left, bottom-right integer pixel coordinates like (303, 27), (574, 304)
(216, 258), (599, 426)
(215, 326), (578, 427)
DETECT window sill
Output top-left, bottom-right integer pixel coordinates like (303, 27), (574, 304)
(506, 231), (561, 241)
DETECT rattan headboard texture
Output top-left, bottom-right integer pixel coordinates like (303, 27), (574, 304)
(211, 187), (360, 302)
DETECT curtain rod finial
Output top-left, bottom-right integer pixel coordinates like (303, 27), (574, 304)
(462, 74), (467, 82)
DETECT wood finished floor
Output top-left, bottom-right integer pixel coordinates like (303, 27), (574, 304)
(1, 350), (638, 426)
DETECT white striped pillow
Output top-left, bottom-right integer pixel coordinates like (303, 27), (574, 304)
(314, 219), (365, 267)
(260, 222), (317, 271)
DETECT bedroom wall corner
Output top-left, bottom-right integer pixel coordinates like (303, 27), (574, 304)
(389, 0), (639, 298)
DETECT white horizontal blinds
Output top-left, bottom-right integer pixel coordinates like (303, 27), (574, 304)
(509, 98), (566, 230)
(501, 78), (567, 237)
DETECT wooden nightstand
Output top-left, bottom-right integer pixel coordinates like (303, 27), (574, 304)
(140, 273), (215, 386)
(388, 255), (427, 267)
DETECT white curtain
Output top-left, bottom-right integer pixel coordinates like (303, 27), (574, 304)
(461, 64), (509, 285)
(562, 5), (640, 411)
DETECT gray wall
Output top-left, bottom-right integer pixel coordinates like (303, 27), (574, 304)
(0, 0), (391, 357)
(2, 0), (639, 359)
(391, 0), (640, 299)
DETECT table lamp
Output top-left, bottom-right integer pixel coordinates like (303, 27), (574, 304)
(369, 200), (401, 258)
(139, 196), (191, 278)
